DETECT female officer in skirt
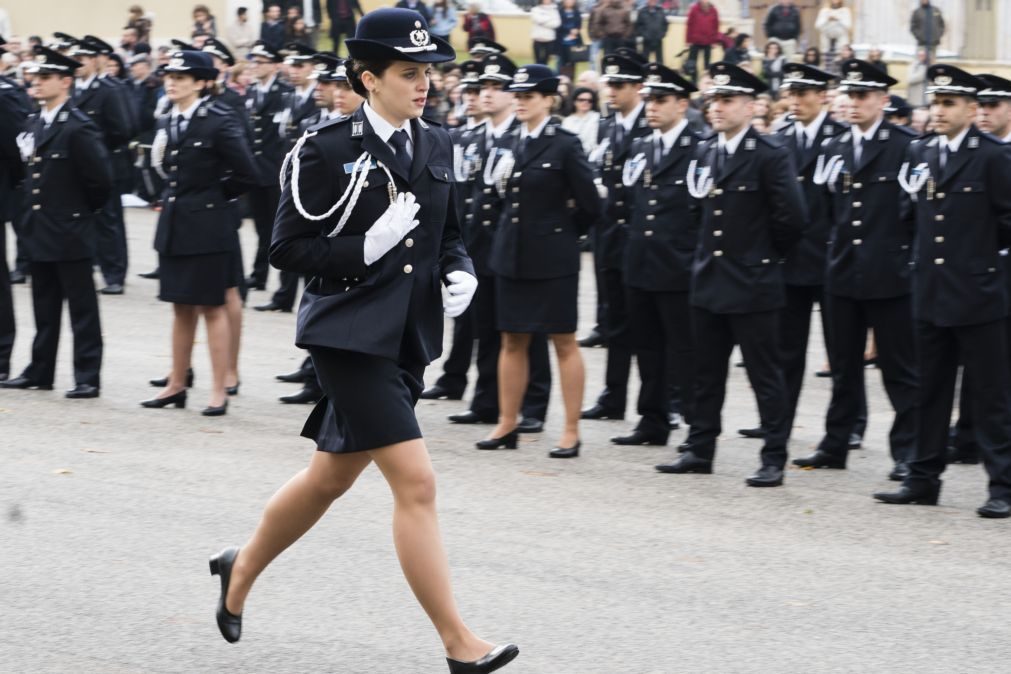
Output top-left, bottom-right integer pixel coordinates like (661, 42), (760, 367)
(477, 64), (601, 458)
(141, 51), (257, 416)
(207, 10), (519, 673)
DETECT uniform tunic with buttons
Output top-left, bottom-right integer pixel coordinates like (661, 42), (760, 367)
(595, 105), (651, 271)
(466, 118), (518, 275)
(246, 77), (295, 186)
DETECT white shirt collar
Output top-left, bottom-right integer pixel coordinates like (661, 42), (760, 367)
(941, 125), (970, 153)
(1003, 130), (1011, 144)
(466, 117), (485, 131)
(40, 102), (65, 126)
(296, 83), (316, 100)
(487, 114), (514, 139)
(76, 74), (96, 89)
(655, 118), (689, 151)
(362, 101), (413, 144)
(257, 74), (277, 93)
(171, 96), (204, 120)
(794, 109), (828, 144)
(718, 126), (749, 156)
(616, 101), (644, 132)
(854, 116), (884, 144)
(521, 116), (550, 140)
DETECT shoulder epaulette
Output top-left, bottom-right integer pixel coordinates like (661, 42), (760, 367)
(889, 124), (917, 137)
(420, 116), (443, 128)
(308, 114), (351, 133)
(207, 101), (232, 116)
(70, 108), (91, 123)
(756, 133), (785, 148)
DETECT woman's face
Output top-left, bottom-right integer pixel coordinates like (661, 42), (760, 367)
(753, 97), (770, 118)
(164, 72), (204, 104)
(514, 91), (553, 123)
(367, 61), (433, 121)
(766, 43), (781, 58)
(574, 91), (593, 113)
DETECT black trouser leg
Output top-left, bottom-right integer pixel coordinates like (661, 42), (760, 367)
(249, 184), (281, 285)
(732, 311), (790, 468)
(667, 292), (695, 424)
(821, 292), (868, 439)
(597, 267), (631, 412)
(0, 220), (14, 373)
(953, 368), (977, 451)
(12, 209), (31, 275)
(61, 259), (102, 388)
(820, 294), (867, 456)
(906, 320), (956, 491)
(866, 296), (919, 464)
(270, 271), (299, 310)
(435, 304), (474, 395)
(97, 192), (127, 286)
(780, 284), (817, 435)
(685, 307), (734, 460)
(23, 261), (62, 385)
(628, 287), (669, 439)
(960, 321), (1011, 500)
(471, 273), (501, 417)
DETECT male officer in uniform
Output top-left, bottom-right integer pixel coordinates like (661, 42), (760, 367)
(795, 60), (919, 480)
(245, 40), (294, 291)
(582, 52), (650, 422)
(256, 42), (320, 313)
(655, 62), (806, 487)
(610, 63), (700, 447)
(1, 47), (112, 397)
(875, 66), (1011, 518)
(69, 35), (135, 295)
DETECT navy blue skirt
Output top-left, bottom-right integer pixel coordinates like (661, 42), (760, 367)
(303, 347), (426, 454)
(496, 273), (579, 334)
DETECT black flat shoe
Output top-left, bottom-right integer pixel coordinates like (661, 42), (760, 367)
(447, 643), (519, 674)
(150, 368), (194, 388)
(611, 430), (667, 446)
(737, 426), (766, 439)
(279, 386), (322, 404)
(655, 451), (713, 474)
(253, 301), (292, 312)
(245, 276), (266, 291)
(549, 441), (580, 459)
(578, 329), (605, 348)
(202, 400), (228, 417)
(0, 375), (53, 390)
(814, 369), (832, 378)
(873, 483), (940, 506)
(140, 390), (187, 409)
(65, 384), (100, 399)
(977, 498), (1011, 519)
(947, 446), (980, 465)
(888, 462), (910, 482)
(516, 417), (544, 433)
(226, 383), (240, 396)
(275, 368), (309, 383)
(448, 410), (497, 424)
(421, 385), (464, 401)
(580, 404), (624, 421)
(475, 430), (518, 450)
(137, 269), (160, 279)
(746, 465), (784, 487)
(209, 546), (242, 643)
(792, 451), (847, 469)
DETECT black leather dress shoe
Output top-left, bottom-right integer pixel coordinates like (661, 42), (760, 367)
(150, 368), (194, 388)
(611, 430), (667, 446)
(947, 445), (981, 465)
(792, 451), (846, 469)
(847, 433), (863, 450)
(549, 441), (580, 459)
(65, 384), (99, 399)
(446, 643), (519, 674)
(253, 301), (292, 312)
(140, 390), (187, 409)
(746, 465), (784, 487)
(976, 498), (1011, 519)
(275, 368), (309, 384)
(245, 276), (266, 290)
(279, 386), (322, 404)
(137, 269), (160, 279)
(738, 426), (766, 439)
(516, 417), (544, 433)
(873, 483), (940, 505)
(449, 410), (497, 424)
(100, 283), (124, 295)
(9, 270), (26, 284)
(814, 369), (832, 378)
(202, 400), (228, 417)
(888, 462), (910, 482)
(580, 404), (624, 421)
(209, 546), (243, 643)
(0, 376), (53, 390)
(475, 430), (518, 450)
(655, 451), (713, 474)
(420, 385), (464, 401)
(578, 329), (605, 348)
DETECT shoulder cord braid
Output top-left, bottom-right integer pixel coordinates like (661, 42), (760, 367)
(279, 130), (398, 237)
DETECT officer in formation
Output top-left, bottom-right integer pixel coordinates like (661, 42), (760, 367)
(874, 66), (1011, 518)
(0, 46), (112, 397)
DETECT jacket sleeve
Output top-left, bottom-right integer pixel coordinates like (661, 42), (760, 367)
(763, 144), (808, 256)
(899, 144), (918, 239)
(71, 119), (113, 211)
(103, 86), (136, 147)
(217, 112), (259, 199)
(987, 142), (1011, 249)
(439, 181), (476, 280)
(566, 135), (603, 236)
(269, 136), (369, 278)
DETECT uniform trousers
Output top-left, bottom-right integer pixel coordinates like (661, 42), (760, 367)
(686, 307), (789, 468)
(908, 319), (1011, 500)
(270, 272), (310, 312)
(0, 219), (14, 374)
(97, 192), (128, 286)
(432, 305), (474, 397)
(950, 311), (1011, 456)
(23, 259), (102, 387)
(249, 183), (281, 285)
(818, 294), (917, 461)
(626, 287), (694, 439)
(472, 273), (551, 420)
(597, 267), (632, 412)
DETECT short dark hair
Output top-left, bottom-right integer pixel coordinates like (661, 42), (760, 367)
(347, 59), (395, 99)
(237, 7), (247, 15)
(570, 86), (598, 109)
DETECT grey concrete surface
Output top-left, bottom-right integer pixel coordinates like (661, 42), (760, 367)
(1, 210), (1009, 674)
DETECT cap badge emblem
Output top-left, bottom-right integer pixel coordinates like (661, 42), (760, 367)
(647, 74), (661, 83)
(605, 65), (619, 75)
(787, 70), (802, 80)
(847, 70), (862, 81)
(514, 71), (529, 83)
(485, 64), (500, 74)
(934, 75), (952, 86)
(410, 28), (431, 47)
(713, 74), (730, 85)
(169, 57), (185, 69)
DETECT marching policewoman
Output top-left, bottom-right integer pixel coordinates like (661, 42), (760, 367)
(480, 64), (602, 458)
(208, 10), (519, 673)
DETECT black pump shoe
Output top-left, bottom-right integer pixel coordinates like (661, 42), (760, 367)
(549, 441), (580, 459)
(447, 644), (520, 674)
(140, 390), (187, 409)
(149, 368), (194, 388)
(475, 430), (518, 450)
(209, 546), (242, 643)
(226, 382), (240, 396)
(202, 400), (228, 417)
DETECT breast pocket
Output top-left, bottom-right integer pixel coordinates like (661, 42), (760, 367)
(426, 164), (453, 226)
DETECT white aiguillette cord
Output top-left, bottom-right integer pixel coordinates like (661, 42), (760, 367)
(897, 161), (930, 200)
(685, 159), (713, 199)
(279, 130), (398, 237)
(813, 154), (845, 193)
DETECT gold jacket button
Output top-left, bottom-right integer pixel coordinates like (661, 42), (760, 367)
(713, 230), (722, 236)
(853, 182), (862, 189)
(645, 230), (653, 236)
(403, 264), (413, 274)
(714, 210), (723, 216)
(646, 214), (655, 221)
(32, 204), (41, 210)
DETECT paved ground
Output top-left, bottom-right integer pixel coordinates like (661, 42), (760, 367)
(2, 209), (1010, 674)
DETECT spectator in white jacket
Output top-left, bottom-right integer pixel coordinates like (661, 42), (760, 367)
(814, 0), (851, 55)
(531, 0), (562, 65)
(906, 48), (928, 106)
(562, 86), (600, 155)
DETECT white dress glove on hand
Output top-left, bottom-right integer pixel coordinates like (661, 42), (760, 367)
(16, 132), (35, 163)
(443, 270), (478, 318)
(362, 192), (421, 265)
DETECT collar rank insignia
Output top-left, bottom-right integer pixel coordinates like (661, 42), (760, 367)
(57, 110), (68, 122)
(351, 120), (363, 137)
(744, 138), (756, 151)
(545, 125), (555, 136)
(681, 135), (691, 147)
(824, 125), (834, 136)
(968, 136), (979, 149)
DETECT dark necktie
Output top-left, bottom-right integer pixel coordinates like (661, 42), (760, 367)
(388, 129), (412, 176)
(171, 115), (181, 144)
(715, 144), (727, 180)
(614, 121), (625, 148)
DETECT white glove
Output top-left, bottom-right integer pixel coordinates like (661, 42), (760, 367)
(150, 128), (167, 179)
(443, 270), (478, 318)
(16, 132), (34, 163)
(594, 178), (608, 200)
(362, 192), (421, 265)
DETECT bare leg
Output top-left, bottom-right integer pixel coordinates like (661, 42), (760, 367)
(551, 332), (584, 448)
(201, 304), (231, 408)
(156, 304), (198, 398)
(224, 287), (242, 389)
(488, 332), (532, 439)
(226, 450), (373, 615)
(368, 440), (493, 661)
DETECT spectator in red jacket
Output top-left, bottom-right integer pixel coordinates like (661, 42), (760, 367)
(685, 0), (720, 80)
(462, 2), (495, 47)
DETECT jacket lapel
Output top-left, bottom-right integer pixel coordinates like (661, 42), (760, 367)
(656, 128), (691, 176)
(926, 137), (943, 184)
(937, 126), (977, 188)
(357, 110), (409, 183)
(516, 133), (551, 169)
(35, 111), (62, 150)
(409, 117), (435, 182)
(717, 129), (756, 184)
(853, 123), (888, 175)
